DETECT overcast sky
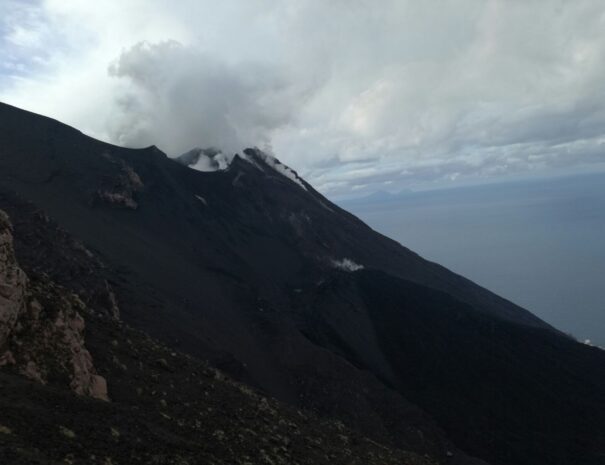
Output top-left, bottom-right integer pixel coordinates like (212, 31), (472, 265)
(1, 0), (605, 196)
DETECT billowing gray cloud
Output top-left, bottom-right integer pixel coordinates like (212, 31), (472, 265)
(106, 40), (315, 155)
(1, 0), (605, 196)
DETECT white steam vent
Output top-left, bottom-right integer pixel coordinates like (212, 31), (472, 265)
(331, 258), (364, 272)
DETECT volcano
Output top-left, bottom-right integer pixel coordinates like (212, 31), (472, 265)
(0, 102), (603, 465)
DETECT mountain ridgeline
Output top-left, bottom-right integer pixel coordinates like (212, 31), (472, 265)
(0, 102), (604, 465)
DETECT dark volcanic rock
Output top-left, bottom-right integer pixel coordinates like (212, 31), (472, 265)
(0, 315), (435, 465)
(0, 206), (435, 464)
(92, 153), (144, 210)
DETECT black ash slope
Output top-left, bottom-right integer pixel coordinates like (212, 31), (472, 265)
(1, 101), (604, 465)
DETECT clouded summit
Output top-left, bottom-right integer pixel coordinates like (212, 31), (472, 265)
(2, 1), (605, 196)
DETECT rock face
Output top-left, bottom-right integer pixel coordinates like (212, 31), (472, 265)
(0, 210), (27, 349)
(93, 154), (144, 210)
(0, 209), (107, 400)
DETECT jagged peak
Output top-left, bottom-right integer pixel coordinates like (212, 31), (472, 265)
(241, 148), (307, 191)
(176, 146), (308, 191)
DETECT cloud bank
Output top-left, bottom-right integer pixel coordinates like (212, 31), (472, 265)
(1, 0), (605, 195)
(107, 40), (314, 155)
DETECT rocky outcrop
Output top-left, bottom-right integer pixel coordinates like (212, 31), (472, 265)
(94, 154), (144, 210)
(0, 210), (27, 349)
(0, 192), (121, 320)
(0, 209), (108, 401)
